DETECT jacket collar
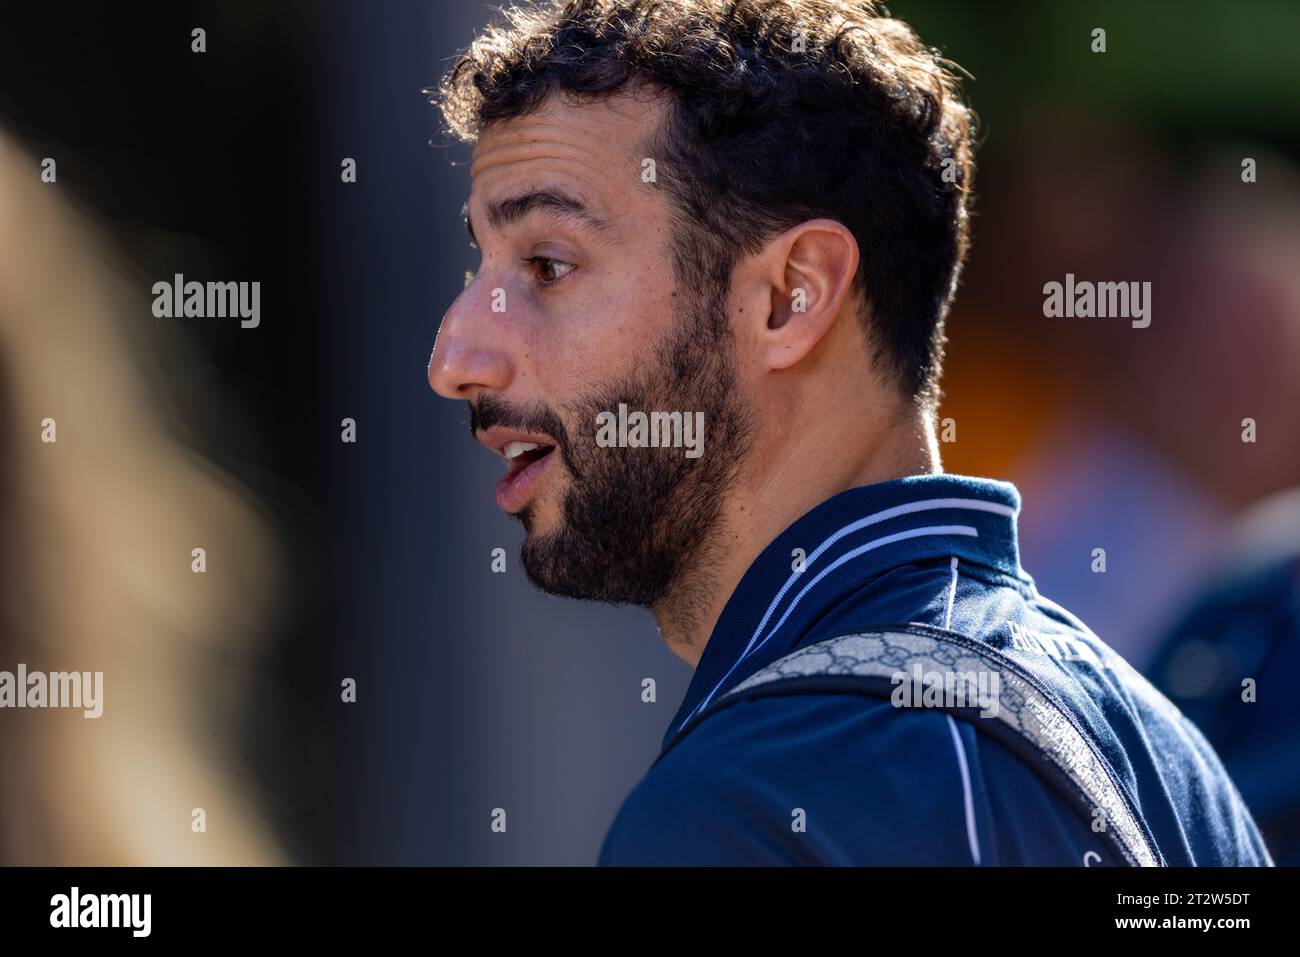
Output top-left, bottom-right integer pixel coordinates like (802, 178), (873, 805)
(662, 473), (1029, 751)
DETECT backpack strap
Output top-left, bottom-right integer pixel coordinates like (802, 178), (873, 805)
(702, 628), (1162, 867)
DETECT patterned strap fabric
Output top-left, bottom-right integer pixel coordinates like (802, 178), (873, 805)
(708, 629), (1162, 867)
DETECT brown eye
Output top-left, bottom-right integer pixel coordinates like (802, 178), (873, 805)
(525, 256), (575, 286)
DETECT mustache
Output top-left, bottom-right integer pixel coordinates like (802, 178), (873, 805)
(469, 394), (574, 465)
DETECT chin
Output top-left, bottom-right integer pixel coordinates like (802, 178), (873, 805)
(515, 501), (557, 536)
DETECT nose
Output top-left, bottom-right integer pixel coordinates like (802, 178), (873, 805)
(428, 280), (514, 401)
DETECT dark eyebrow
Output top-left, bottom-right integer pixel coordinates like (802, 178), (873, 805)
(463, 189), (614, 246)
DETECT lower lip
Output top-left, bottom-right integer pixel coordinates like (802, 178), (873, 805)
(495, 450), (555, 513)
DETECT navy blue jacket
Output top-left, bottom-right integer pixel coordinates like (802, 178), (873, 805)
(598, 475), (1273, 865)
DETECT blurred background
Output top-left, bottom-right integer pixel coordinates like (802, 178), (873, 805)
(0, 0), (1296, 865)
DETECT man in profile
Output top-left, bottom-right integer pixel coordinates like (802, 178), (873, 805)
(427, 0), (1272, 865)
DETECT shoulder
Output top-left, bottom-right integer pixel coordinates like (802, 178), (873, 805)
(599, 691), (982, 865)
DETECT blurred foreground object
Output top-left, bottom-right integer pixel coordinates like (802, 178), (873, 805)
(0, 131), (285, 864)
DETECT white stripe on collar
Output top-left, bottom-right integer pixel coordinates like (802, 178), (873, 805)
(680, 497), (1014, 731)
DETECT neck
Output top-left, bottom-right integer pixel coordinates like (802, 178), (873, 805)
(651, 398), (940, 666)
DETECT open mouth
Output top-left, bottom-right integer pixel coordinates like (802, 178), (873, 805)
(503, 441), (554, 473)
(495, 441), (557, 512)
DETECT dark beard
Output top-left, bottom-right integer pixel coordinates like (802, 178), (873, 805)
(471, 284), (753, 609)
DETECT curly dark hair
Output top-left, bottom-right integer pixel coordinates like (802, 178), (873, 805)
(434, 0), (975, 405)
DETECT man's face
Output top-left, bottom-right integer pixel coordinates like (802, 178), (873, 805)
(428, 89), (753, 606)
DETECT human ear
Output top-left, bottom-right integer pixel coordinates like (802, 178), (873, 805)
(758, 218), (859, 370)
